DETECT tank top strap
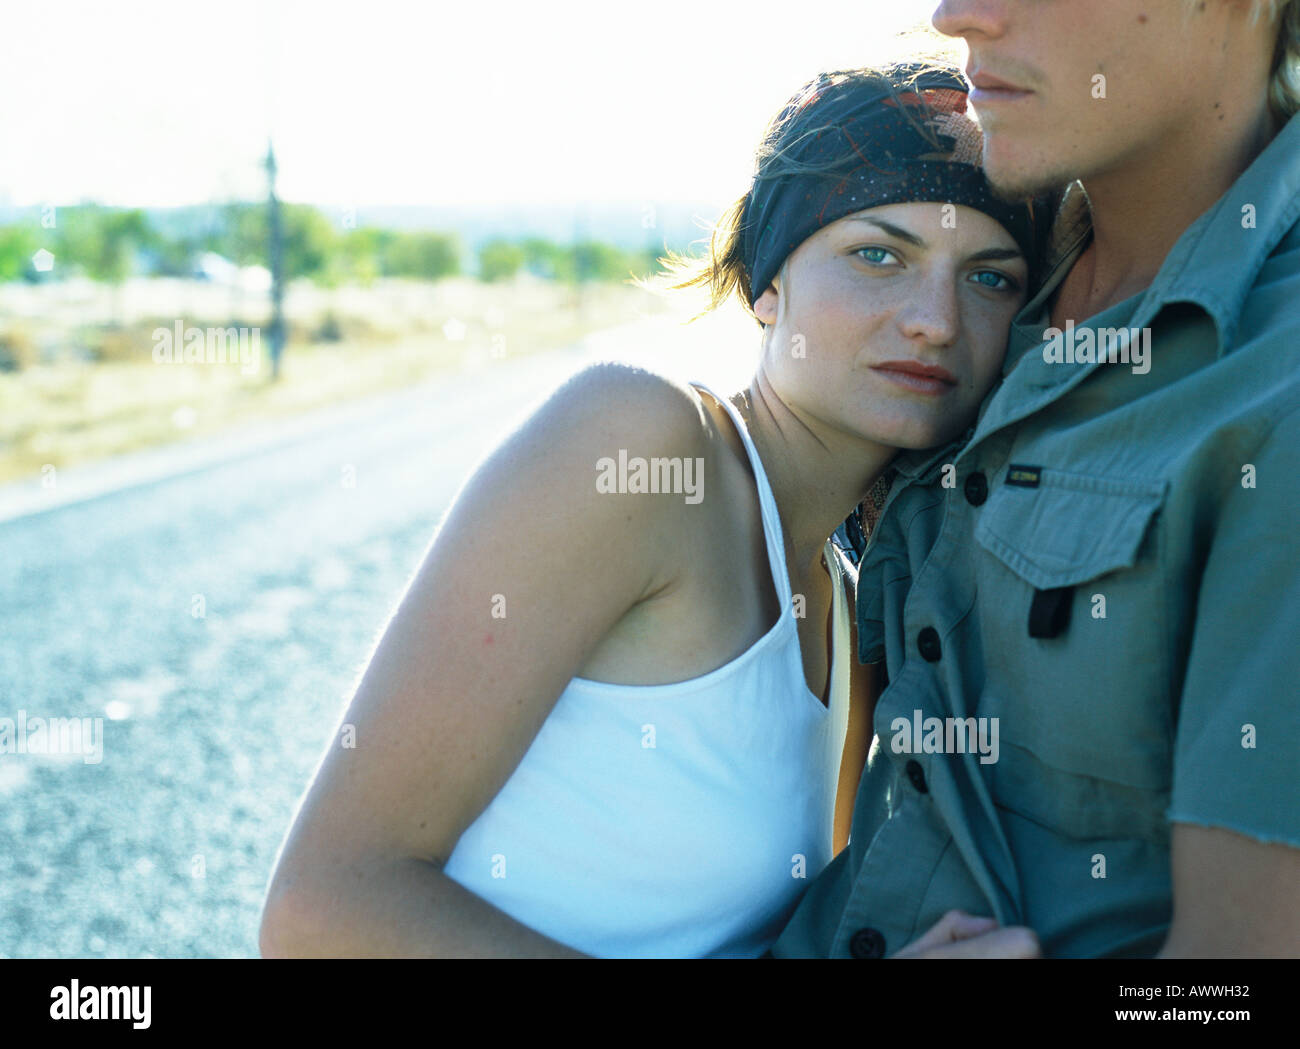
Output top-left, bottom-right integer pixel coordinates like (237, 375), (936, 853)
(689, 380), (793, 610)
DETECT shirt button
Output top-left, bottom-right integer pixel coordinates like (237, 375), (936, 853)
(849, 927), (886, 958)
(917, 626), (942, 662)
(963, 471), (988, 506)
(905, 759), (929, 793)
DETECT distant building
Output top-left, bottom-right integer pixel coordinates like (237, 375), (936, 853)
(193, 252), (272, 291)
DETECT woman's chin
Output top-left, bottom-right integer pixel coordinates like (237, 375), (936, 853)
(858, 418), (966, 453)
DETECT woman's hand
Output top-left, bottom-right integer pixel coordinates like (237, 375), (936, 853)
(891, 909), (1041, 958)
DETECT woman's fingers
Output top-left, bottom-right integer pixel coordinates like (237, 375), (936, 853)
(891, 909), (1041, 958)
(891, 908), (996, 955)
(903, 926), (1042, 958)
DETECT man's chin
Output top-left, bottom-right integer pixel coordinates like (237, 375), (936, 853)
(981, 142), (1068, 200)
(982, 159), (1066, 201)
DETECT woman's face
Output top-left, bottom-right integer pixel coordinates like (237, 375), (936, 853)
(753, 201), (1028, 451)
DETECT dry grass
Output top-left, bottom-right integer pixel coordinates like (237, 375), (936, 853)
(0, 275), (674, 484)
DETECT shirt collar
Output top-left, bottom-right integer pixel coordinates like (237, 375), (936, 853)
(999, 182), (1094, 377)
(888, 433), (967, 483)
(1137, 111), (1300, 354)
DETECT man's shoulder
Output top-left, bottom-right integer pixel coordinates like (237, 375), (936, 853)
(1272, 208), (1300, 256)
(1251, 199), (1300, 287)
(1225, 210), (1300, 377)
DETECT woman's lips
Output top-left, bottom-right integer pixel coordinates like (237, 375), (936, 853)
(870, 361), (958, 396)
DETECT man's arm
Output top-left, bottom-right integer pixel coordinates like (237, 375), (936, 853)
(1159, 824), (1300, 957)
(1160, 400), (1300, 957)
(833, 560), (877, 855)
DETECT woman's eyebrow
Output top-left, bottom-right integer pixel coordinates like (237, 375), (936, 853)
(967, 247), (1025, 263)
(843, 217), (924, 246)
(842, 218), (1023, 264)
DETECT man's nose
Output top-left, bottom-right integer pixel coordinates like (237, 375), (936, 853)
(932, 0), (1008, 42)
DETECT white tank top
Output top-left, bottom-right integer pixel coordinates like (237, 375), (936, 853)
(441, 381), (853, 957)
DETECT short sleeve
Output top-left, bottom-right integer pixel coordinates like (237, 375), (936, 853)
(1167, 402), (1300, 847)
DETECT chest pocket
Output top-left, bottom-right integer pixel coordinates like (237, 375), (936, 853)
(975, 468), (1165, 590)
(971, 467), (1172, 838)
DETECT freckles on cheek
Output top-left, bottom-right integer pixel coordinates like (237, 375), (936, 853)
(825, 285), (892, 350)
(833, 310), (889, 365)
(972, 340), (1009, 392)
(794, 298), (855, 354)
(793, 264), (895, 360)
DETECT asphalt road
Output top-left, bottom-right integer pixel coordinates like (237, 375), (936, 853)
(0, 311), (755, 957)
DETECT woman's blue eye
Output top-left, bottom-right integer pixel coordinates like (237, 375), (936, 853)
(970, 269), (1017, 291)
(856, 246), (900, 266)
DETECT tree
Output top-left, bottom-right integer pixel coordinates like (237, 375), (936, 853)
(0, 226), (38, 282)
(219, 202), (338, 282)
(338, 227), (393, 287)
(478, 239), (525, 282)
(50, 205), (149, 284)
(572, 239), (635, 282)
(381, 232), (461, 280)
(521, 237), (573, 281)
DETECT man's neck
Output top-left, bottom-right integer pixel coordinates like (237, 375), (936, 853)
(1049, 100), (1278, 330)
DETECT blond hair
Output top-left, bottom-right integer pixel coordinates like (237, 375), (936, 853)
(1187, 0), (1300, 124)
(1262, 0), (1300, 123)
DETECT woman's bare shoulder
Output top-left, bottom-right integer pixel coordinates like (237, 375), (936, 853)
(539, 361), (718, 457)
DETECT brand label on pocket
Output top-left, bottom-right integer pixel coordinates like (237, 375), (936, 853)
(1005, 464), (1042, 488)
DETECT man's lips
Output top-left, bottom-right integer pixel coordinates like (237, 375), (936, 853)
(967, 68), (1033, 103)
(871, 360), (958, 395)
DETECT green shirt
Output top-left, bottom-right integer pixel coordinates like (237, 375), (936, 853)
(773, 113), (1300, 959)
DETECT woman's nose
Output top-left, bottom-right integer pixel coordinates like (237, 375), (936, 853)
(896, 278), (961, 348)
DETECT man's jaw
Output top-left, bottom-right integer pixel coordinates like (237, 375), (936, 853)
(976, 132), (1076, 202)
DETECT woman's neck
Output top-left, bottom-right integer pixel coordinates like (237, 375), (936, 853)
(728, 368), (895, 581)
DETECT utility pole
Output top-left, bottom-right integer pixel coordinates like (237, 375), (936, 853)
(265, 141), (285, 380)
(574, 201), (588, 324)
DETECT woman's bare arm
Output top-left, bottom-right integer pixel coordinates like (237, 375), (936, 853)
(259, 364), (710, 957)
(831, 554), (878, 855)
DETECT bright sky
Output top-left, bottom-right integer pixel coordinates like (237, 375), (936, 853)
(0, 0), (960, 210)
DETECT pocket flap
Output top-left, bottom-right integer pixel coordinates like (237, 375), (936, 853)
(974, 468), (1166, 589)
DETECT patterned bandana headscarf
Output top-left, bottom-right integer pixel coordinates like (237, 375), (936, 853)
(742, 64), (1047, 307)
